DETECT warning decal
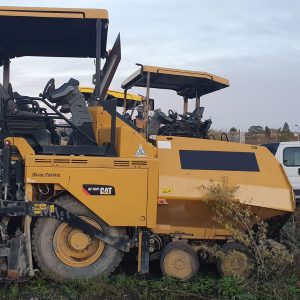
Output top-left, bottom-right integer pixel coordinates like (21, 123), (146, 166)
(135, 144), (147, 157)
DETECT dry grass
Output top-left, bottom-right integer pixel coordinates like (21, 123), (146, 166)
(202, 181), (295, 281)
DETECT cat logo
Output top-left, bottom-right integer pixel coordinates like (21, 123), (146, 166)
(135, 144), (147, 157)
(83, 185), (116, 196)
(100, 187), (113, 195)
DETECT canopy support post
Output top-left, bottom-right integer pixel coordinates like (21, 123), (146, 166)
(94, 19), (102, 103)
(145, 72), (151, 138)
(195, 89), (200, 108)
(183, 96), (188, 116)
(123, 89), (127, 115)
(195, 96), (200, 108)
(3, 56), (10, 90)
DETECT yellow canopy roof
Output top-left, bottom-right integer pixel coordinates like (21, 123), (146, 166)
(0, 6), (109, 65)
(122, 65), (229, 99)
(80, 87), (143, 102)
(107, 90), (143, 102)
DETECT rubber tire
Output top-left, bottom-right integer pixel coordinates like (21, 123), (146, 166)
(32, 194), (125, 281)
(160, 241), (199, 281)
(217, 242), (253, 279)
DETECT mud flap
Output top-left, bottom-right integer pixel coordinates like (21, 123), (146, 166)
(7, 235), (29, 280)
(0, 235), (30, 280)
(137, 231), (150, 275)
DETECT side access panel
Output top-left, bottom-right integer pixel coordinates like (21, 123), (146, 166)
(10, 138), (159, 228)
(26, 166), (148, 226)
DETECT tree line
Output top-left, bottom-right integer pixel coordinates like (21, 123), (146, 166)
(229, 122), (296, 142)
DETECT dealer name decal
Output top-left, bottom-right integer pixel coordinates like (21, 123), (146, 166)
(32, 173), (60, 178)
(83, 184), (116, 196)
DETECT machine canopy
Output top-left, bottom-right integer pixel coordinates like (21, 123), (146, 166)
(80, 87), (143, 105)
(0, 6), (109, 65)
(122, 65), (229, 99)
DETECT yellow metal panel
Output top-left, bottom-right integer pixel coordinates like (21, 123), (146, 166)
(25, 155), (152, 169)
(25, 183), (34, 201)
(145, 160), (159, 228)
(80, 87), (95, 94)
(152, 136), (294, 237)
(26, 166), (149, 227)
(5, 115), (155, 229)
(6, 137), (34, 160)
(89, 106), (157, 159)
(117, 126), (157, 158)
(0, 6), (108, 19)
(25, 153), (158, 228)
(89, 107), (100, 144)
(26, 167), (70, 188)
(0, 11), (85, 19)
(156, 136), (293, 211)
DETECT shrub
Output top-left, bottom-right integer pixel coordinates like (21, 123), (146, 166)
(202, 181), (294, 281)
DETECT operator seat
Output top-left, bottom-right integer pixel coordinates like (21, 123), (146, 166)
(0, 82), (58, 147)
(0, 80), (108, 156)
(190, 107), (204, 119)
(148, 109), (173, 136)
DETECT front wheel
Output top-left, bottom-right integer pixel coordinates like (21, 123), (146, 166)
(32, 194), (125, 281)
(160, 241), (199, 281)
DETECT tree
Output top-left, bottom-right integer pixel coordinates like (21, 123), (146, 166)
(229, 127), (238, 133)
(265, 126), (271, 138)
(279, 122), (293, 142)
(283, 122), (290, 132)
(248, 125), (264, 135)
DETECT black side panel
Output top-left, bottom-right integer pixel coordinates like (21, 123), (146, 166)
(261, 143), (280, 156)
(179, 150), (260, 172)
(41, 145), (106, 156)
(98, 34), (121, 100)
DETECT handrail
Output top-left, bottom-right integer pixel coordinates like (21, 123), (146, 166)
(5, 96), (97, 145)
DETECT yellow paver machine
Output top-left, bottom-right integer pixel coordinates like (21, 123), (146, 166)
(0, 6), (295, 281)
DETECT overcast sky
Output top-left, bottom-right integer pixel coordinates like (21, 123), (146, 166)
(1, 0), (299, 131)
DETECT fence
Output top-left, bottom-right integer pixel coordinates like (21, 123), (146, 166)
(211, 131), (299, 145)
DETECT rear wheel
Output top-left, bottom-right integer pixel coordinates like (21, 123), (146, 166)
(160, 241), (199, 281)
(217, 242), (253, 279)
(32, 194), (125, 281)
